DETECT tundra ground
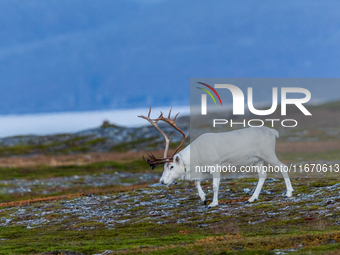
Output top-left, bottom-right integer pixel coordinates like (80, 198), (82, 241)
(1, 102), (340, 254)
(0, 144), (339, 254)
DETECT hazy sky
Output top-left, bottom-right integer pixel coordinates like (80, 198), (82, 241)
(0, 0), (340, 115)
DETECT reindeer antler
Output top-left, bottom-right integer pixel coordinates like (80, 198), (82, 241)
(138, 107), (188, 169)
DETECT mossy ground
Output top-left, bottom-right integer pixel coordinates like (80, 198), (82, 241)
(0, 159), (159, 203)
(0, 173), (339, 254)
(0, 149), (339, 254)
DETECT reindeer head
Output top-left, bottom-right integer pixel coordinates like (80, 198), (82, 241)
(138, 107), (188, 185)
(159, 154), (187, 185)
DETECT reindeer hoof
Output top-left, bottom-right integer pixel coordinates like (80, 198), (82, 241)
(244, 201), (249, 204)
(203, 200), (207, 205)
(284, 192), (293, 198)
(207, 203), (218, 209)
(247, 198), (258, 203)
(207, 205), (218, 209)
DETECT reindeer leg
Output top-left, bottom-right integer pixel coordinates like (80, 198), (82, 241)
(208, 177), (220, 208)
(195, 180), (207, 205)
(266, 159), (294, 198)
(248, 160), (266, 202)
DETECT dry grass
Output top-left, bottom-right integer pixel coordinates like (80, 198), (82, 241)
(276, 140), (340, 153)
(0, 184), (148, 208)
(0, 149), (177, 168)
(300, 213), (332, 232)
(116, 231), (340, 254)
(209, 221), (240, 235)
(306, 218), (330, 232)
(219, 197), (250, 204)
(0, 139), (337, 169)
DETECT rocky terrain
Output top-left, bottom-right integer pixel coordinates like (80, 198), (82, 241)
(0, 172), (161, 197)
(1, 177), (340, 254)
(0, 117), (190, 157)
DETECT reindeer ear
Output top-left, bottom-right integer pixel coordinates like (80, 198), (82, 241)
(175, 156), (180, 164)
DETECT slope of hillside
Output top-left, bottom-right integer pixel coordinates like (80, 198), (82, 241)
(0, 100), (339, 158)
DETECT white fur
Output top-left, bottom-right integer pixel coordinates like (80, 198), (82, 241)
(159, 126), (293, 208)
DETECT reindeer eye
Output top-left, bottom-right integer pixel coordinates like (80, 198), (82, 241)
(170, 166), (174, 170)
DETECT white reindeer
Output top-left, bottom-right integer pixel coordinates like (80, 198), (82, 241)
(139, 108), (294, 208)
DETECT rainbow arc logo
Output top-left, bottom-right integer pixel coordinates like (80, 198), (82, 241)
(196, 82), (223, 106)
(197, 82), (223, 115)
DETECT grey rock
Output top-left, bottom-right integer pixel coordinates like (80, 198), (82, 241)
(148, 183), (164, 187)
(243, 188), (251, 193)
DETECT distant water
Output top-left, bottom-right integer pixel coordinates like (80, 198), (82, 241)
(0, 106), (190, 138)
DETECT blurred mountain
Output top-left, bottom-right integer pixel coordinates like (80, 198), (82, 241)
(0, 100), (340, 157)
(0, 0), (340, 114)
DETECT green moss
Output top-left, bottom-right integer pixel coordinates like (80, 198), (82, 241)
(0, 159), (149, 180)
(0, 135), (110, 156)
(110, 137), (159, 152)
(0, 143), (56, 157)
(84, 138), (107, 146)
(310, 180), (338, 187)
